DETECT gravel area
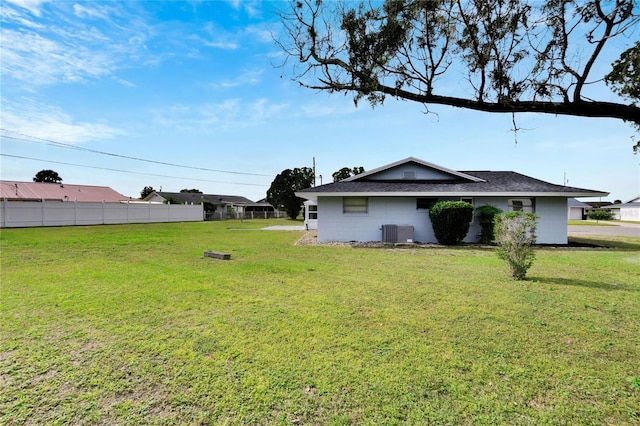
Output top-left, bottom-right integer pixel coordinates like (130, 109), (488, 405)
(295, 231), (610, 249)
(295, 231), (445, 248)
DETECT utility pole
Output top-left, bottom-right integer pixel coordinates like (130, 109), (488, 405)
(313, 157), (316, 187)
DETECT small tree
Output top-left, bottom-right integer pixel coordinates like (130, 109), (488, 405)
(587, 209), (614, 221)
(140, 186), (155, 199)
(476, 205), (503, 245)
(494, 212), (538, 280)
(267, 167), (314, 220)
(428, 201), (474, 245)
(33, 169), (62, 183)
(180, 188), (202, 193)
(164, 196), (181, 205)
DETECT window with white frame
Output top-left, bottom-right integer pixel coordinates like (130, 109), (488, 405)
(343, 197), (368, 214)
(308, 204), (318, 220)
(508, 198), (535, 213)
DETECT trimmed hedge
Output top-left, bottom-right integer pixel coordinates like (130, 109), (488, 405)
(429, 201), (474, 245)
(587, 209), (614, 221)
(476, 204), (503, 244)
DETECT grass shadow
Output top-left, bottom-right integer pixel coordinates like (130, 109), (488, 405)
(527, 276), (637, 292)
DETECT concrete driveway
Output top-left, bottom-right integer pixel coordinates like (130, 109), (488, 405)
(569, 221), (640, 238)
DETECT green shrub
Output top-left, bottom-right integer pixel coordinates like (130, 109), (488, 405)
(494, 211), (538, 280)
(429, 201), (474, 245)
(476, 204), (503, 244)
(587, 209), (614, 221)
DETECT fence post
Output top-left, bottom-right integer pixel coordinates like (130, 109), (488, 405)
(1, 198), (6, 228)
(41, 198), (45, 226)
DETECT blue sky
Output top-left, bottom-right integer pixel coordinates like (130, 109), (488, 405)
(1, 0), (638, 203)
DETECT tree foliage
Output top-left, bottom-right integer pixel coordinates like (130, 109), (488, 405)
(277, 0), (640, 149)
(587, 209), (614, 220)
(33, 169), (62, 183)
(180, 188), (202, 193)
(428, 200), (474, 245)
(140, 186), (155, 199)
(494, 211), (537, 280)
(332, 166), (365, 182)
(476, 204), (503, 244)
(267, 167), (315, 220)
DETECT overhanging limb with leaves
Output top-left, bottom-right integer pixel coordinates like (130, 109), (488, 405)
(277, 0), (640, 149)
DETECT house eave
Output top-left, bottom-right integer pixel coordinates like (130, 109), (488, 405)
(296, 191), (609, 200)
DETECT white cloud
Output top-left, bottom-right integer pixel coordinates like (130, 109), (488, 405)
(72, 3), (111, 20)
(211, 69), (264, 89)
(4, 0), (45, 17)
(0, 29), (116, 86)
(1, 98), (123, 144)
(0, 1), (153, 88)
(150, 97), (289, 132)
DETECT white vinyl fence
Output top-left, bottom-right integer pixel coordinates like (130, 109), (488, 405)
(0, 200), (203, 228)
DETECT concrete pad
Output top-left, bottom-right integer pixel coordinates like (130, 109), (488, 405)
(262, 225), (306, 231)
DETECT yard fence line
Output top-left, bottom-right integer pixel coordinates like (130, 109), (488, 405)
(205, 210), (286, 220)
(0, 200), (204, 228)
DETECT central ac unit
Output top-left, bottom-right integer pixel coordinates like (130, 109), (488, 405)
(382, 224), (414, 243)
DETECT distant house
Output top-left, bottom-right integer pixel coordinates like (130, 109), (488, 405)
(568, 198), (591, 220)
(296, 157), (608, 245)
(604, 196), (640, 221)
(143, 192), (276, 218)
(0, 181), (202, 228)
(0, 180), (129, 202)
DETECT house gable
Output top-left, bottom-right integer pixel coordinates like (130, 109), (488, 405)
(345, 157), (484, 183)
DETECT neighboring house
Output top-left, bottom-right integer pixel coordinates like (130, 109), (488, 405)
(296, 157), (608, 245)
(0, 180), (130, 202)
(143, 192), (276, 217)
(246, 198), (277, 214)
(568, 198), (591, 220)
(604, 196), (640, 221)
(1, 181), (203, 228)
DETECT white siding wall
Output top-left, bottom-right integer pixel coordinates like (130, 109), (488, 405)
(318, 196), (482, 243)
(317, 196), (569, 244)
(534, 198), (568, 244)
(620, 207), (640, 221)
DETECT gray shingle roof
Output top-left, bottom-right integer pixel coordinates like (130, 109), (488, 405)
(156, 192), (254, 204)
(298, 171), (606, 196)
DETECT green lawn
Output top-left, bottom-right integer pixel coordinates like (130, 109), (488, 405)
(568, 220), (618, 226)
(2, 220), (639, 425)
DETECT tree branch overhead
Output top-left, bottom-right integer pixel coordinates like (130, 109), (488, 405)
(277, 0), (640, 148)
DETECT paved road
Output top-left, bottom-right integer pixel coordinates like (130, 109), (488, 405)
(569, 221), (640, 238)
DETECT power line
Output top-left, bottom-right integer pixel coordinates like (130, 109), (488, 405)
(0, 128), (274, 177)
(1, 154), (267, 187)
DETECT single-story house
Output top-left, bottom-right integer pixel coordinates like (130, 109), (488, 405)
(296, 157), (608, 245)
(143, 192), (277, 218)
(0, 180), (130, 202)
(568, 198), (591, 220)
(604, 196), (640, 221)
